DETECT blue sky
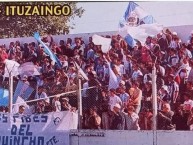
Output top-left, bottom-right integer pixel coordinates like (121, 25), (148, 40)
(70, 1), (193, 34)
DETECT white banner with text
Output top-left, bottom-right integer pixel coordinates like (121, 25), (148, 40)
(0, 111), (78, 145)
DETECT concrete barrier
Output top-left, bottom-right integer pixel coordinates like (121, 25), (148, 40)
(0, 31), (115, 47)
(70, 130), (193, 145)
(0, 25), (193, 47)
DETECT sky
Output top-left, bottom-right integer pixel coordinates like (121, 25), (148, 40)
(69, 1), (193, 34)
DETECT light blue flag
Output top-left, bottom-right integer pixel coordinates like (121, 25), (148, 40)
(13, 81), (34, 103)
(34, 32), (62, 68)
(0, 88), (9, 106)
(119, 1), (156, 47)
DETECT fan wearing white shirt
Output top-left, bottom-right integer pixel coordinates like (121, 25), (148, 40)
(36, 86), (48, 99)
(131, 65), (143, 81)
(119, 86), (130, 109)
(36, 86), (49, 113)
(52, 96), (61, 112)
(181, 43), (192, 59)
(108, 89), (122, 111)
(115, 59), (125, 75)
(168, 49), (179, 67)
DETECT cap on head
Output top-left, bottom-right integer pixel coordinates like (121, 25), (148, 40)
(172, 32), (177, 36)
(62, 97), (69, 102)
(114, 103), (121, 109)
(119, 80), (125, 86)
(161, 85), (169, 93)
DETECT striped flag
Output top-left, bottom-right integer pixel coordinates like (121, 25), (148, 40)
(119, 2), (163, 47)
(13, 81), (34, 103)
(34, 32), (62, 68)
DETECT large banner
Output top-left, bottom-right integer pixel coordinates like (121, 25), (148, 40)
(0, 111), (78, 145)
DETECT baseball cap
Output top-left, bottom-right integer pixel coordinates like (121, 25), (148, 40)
(114, 103), (121, 109)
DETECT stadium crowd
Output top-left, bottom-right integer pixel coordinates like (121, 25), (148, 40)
(1, 29), (193, 131)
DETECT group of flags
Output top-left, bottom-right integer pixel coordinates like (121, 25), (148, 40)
(93, 2), (163, 89)
(1, 2), (163, 108)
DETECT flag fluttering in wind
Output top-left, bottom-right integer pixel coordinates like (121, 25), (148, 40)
(3, 59), (20, 77)
(34, 32), (62, 68)
(18, 62), (40, 77)
(92, 34), (112, 53)
(74, 62), (88, 81)
(13, 80), (34, 103)
(119, 2), (163, 47)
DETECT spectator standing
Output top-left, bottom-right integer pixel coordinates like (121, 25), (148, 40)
(142, 81), (152, 110)
(52, 96), (61, 112)
(61, 97), (72, 111)
(186, 81), (193, 100)
(172, 106), (189, 130)
(131, 65), (143, 81)
(187, 107), (193, 130)
(157, 33), (167, 51)
(183, 93), (193, 112)
(125, 106), (140, 130)
(110, 103), (125, 130)
(158, 85), (171, 110)
(128, 82), (142, 114)
(168, 74), (179, 109)
(87, 71), (101, 109)
(16, 105), (26, 115)
(86, 106), (101, 129)
(157, 103), (174, 130)
(36, 86), (49, 113)
(109, 88), (122, 111)
(119, 86), (130, 110)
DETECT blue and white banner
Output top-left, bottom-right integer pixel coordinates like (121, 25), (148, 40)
(34, 32), (62, 68)
(13, 80), (34, 103)
(0, 111), (78, 145)
(119, 2), (163, 47)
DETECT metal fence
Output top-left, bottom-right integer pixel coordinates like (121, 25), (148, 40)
(5, 78), (101, 115)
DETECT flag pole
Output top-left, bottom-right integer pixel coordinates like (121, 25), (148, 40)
(9, 73), (13, 113)
(152, 59), (157, 145)
(78, 75), (82, 129)
(74, 61), (83, 129)
(5, 63), (14, 114)
(152, 64), (157, 129)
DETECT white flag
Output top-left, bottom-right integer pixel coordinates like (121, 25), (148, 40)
(4, 59), (20, 77)
(92, 34), (111, 53)
(119, 23), (163, 44)
(74, 62), (88, 81)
